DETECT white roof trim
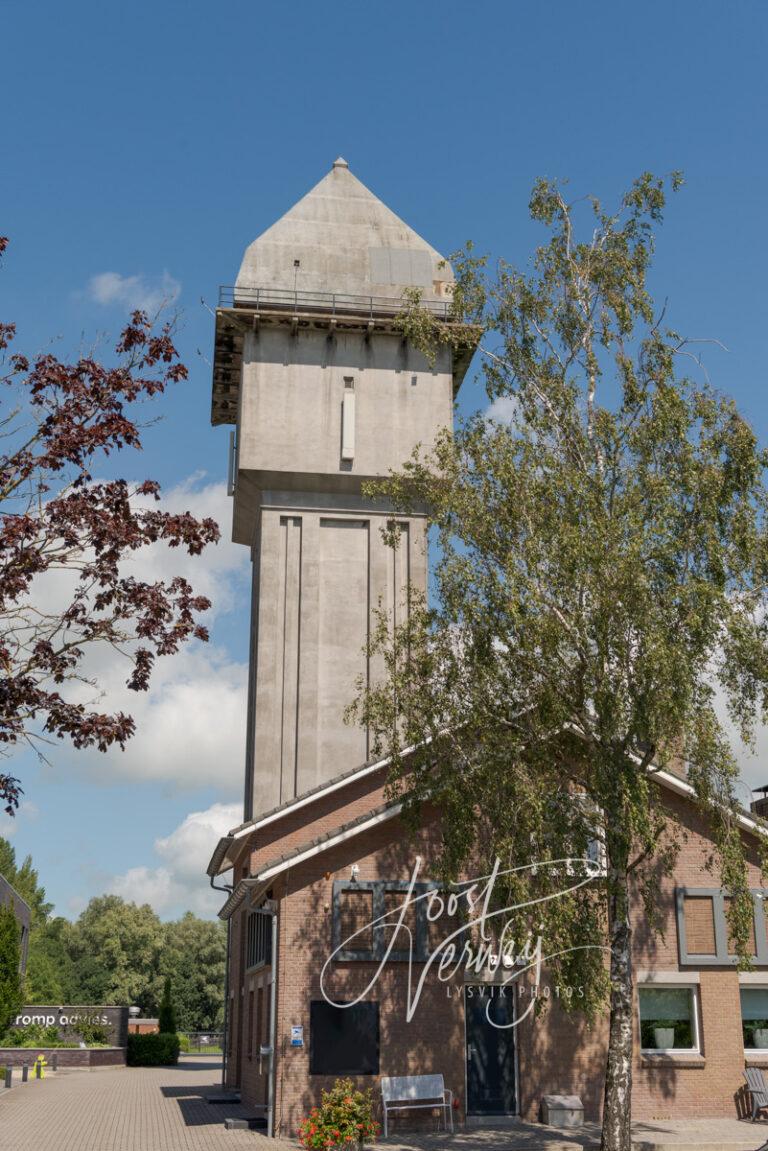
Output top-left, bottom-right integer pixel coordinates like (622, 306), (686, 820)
(228, 754), (394, 842)
(651, 766), (766, 840)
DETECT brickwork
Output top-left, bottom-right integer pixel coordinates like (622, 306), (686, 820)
(224, 773), (768, 1134)
(0, 1047), (126, 1069)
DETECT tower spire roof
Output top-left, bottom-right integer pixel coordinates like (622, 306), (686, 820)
(235, 160), (453, 301)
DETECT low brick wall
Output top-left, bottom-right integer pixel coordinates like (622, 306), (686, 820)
(0, 1047), (126, 1069)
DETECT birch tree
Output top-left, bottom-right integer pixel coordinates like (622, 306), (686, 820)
(351, 174), (767, 1151)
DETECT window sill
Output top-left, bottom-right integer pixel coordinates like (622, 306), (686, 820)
(641, 1052), (705, 1068)
(745, 1054), (768, 1066)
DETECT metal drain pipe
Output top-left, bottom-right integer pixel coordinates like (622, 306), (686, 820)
(267, 904), (279, 1138)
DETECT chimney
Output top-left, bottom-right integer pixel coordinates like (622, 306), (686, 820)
(750, 787), (768, 820)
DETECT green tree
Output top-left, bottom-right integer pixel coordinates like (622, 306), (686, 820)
(161, 913), (226, 1031)
(25, 918), (78, 1003)
(0, 838), (52, 929)
(352, 174), (767, 1151)
(158, 976), (177, 1034)
(68, 896), (164, 1012)
(0, 902), (23, 1032)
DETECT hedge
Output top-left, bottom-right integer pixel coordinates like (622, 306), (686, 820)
(126, 1032), (180, 1067)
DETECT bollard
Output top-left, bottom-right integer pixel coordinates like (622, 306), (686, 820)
(51, 1053), (58, 1072)
(4, 1067), (11, 1089)
(22, 1064), (28, 1082)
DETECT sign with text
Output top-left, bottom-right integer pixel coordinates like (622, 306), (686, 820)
(12, 1006), (129, 1047)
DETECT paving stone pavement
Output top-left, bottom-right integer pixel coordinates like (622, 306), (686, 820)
(0, 1055), (293, 1151)
(3, 1059), (767, 1151)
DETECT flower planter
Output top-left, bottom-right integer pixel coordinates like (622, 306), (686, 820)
(653, 1027), (675, 1050)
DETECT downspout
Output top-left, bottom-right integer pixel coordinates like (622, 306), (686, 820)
(210, 874), (233, 1089)
(267, 905), (279, 1138)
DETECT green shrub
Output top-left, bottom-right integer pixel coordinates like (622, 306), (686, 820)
(126, 1032), (180, 1067)
(0, 1024), (78, 1049)
(178, 1034), (191, 1052)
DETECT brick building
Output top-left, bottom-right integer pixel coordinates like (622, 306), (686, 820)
(206, 160), (768, 1135)
(207, 750), (768, 1134)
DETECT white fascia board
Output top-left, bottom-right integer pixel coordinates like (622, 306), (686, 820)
(225, 735), (432, 848)
(228, 754), (395, 842)
(651, 767), (766, 840)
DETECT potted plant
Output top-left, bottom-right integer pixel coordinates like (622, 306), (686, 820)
(652, 1022), (676, 1049)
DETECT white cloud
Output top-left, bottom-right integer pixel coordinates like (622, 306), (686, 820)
(65, 643), (248, 793)
(108, 801), (240, 918)
(127, 478), (249, 619)
(23, 479), (248, 626)
(0, 801), (38, 842)
(485, 394), (520, 425)
(86, 270), (181, 314)
(17, 478), (250, 792)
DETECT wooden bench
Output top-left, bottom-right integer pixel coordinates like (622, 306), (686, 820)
(380, 1074), (453, 1137)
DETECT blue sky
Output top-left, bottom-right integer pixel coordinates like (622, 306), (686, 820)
(1, 0), (767, 919)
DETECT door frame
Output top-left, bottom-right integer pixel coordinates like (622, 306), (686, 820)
(463, 981), (520, 1117)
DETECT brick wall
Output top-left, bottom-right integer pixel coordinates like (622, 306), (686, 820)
(0, 1048), (126, 1069)
(226, 778), (768, 1132)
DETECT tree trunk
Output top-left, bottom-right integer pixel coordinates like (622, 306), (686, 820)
(600, 840), (633, 1151)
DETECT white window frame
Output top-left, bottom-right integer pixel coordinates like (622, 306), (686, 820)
(738, 981), (768, 1053)
(638, 981), (701, 1055)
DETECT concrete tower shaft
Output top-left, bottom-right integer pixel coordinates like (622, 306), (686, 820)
(211, 160), (471, 820)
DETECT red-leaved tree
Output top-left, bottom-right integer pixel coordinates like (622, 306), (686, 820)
(0, 236), (220, 813)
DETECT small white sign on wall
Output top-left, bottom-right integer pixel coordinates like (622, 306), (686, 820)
(290, 1024), (304, 1048)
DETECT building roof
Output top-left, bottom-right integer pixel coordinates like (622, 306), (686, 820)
(214, 763), (768, 920)
(235, 158), (454, 301)
(0, 873), (31, 918)
(206, 750), (397, 877)
(217, 798), (403, 921)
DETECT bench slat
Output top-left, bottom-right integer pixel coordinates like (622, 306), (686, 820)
(381, 1075), (445, 1102)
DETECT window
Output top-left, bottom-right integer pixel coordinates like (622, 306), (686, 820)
(725, 896), (757, 956)
(638, 986), (700, 1052)
(337, 889), (374, 954)
(676, 887), (767, 965)
(309, 1000), (379, 1075)
(741, 987), (768, 1050)
(246, 910), (272, 970)
(683, 895), (717, 955)
(332, 880), (434, 962)
(247, 990), (255, 1059)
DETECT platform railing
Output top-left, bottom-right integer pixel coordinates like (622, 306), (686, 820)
(217, 285), (452, 320)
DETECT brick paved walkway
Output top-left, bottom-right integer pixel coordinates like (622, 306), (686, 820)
(0, 1055), (291, 1151)
(3, 1059), (767, 1151)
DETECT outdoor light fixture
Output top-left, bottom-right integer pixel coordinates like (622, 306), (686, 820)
(350, 864), (360, 883)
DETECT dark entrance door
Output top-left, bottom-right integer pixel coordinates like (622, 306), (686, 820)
(465, 986), (517, 1115)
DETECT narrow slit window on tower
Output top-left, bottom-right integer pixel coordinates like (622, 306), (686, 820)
(341, 378), (355, 462)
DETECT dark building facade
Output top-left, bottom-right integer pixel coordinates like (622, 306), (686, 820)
(0, 873), (30, 976)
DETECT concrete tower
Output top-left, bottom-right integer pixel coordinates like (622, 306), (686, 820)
(212, 159), (470, 821)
